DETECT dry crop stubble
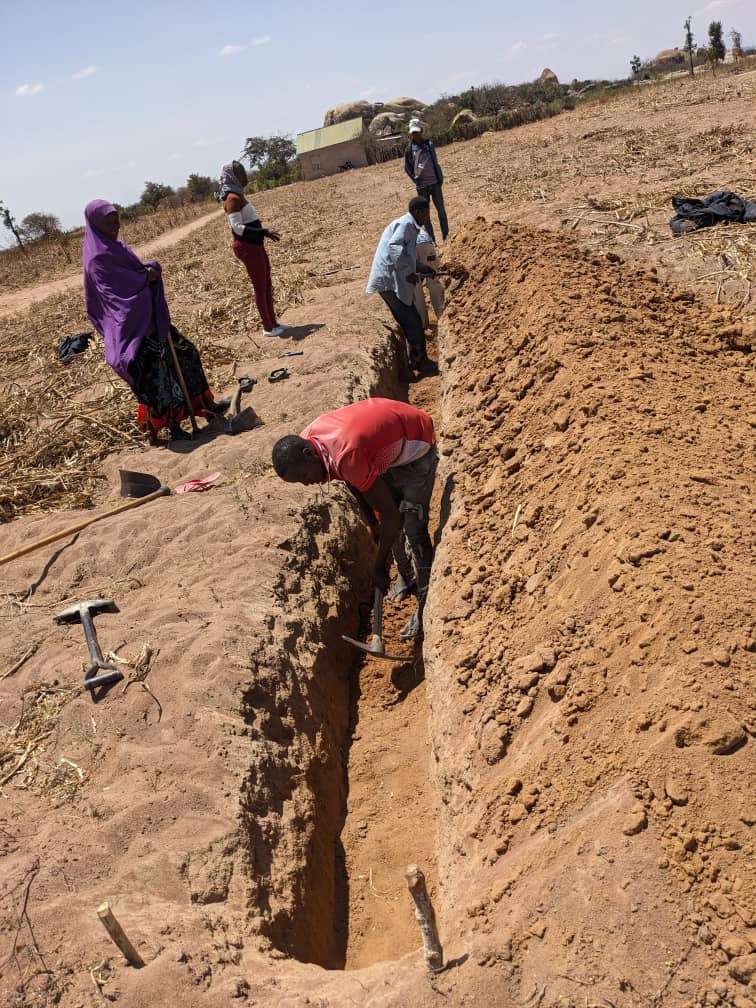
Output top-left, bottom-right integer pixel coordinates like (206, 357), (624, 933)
(0, 199), (219, 295)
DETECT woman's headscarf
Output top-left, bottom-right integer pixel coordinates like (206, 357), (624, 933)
(219, 162), (246, 201)
(82, 199), (171, 388)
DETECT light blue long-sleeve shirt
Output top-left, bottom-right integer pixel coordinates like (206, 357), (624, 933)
(365, 212), (419, 306)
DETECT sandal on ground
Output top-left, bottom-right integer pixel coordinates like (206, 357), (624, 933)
(205, 397), (231, 416)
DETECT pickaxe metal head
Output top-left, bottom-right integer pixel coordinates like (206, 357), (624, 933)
(54, 599), (119, 624)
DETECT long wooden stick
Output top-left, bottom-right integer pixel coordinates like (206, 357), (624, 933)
(405, 864), (444, 973)
(0, 487), (170, 567)
(96, 902), (145, 968)
(165, 329), (199, 437)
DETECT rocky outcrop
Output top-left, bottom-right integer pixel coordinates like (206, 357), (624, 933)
(451, 108), (477, 128)
(323, 97), (428, 132)
(369, 112), (407, 137)
(323, 100), (377, 127)
(385, 96), (427, 111)
(539, 67), (559, 83)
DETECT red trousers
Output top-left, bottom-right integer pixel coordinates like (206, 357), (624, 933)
(232, 240), (277, 330)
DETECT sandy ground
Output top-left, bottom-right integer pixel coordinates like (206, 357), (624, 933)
(0, 67), (754, 1008)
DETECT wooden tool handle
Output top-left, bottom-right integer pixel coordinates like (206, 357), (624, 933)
(0, 487), (170, 567)
(96, 901), (145, 968)
(165, 328), (199, 436)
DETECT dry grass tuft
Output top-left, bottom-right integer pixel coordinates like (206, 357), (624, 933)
(0, 680), (88, 799)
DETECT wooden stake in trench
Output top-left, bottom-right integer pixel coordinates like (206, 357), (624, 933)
(405, 864), (444, 973)
(96, 902), (145, 968)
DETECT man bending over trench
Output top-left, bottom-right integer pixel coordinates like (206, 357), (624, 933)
(271, 398), (438, 641)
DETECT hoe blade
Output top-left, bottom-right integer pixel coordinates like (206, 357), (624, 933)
(119, 469), (163, 498)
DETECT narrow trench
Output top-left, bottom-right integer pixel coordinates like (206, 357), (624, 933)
(338, 336), (444, 970)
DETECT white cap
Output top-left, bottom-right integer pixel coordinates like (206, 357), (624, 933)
(408, 118), (423, 134)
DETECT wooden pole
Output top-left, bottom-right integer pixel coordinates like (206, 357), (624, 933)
(0, 486), (170, 567)
(96, 902), (145, 968)
(165, 328), (199, 438)
(405, 864), (444, 973)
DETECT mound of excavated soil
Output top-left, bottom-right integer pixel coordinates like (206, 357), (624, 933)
(425, 220), (755, 1006)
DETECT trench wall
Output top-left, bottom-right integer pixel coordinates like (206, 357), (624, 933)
(424, 221), (754, 1003)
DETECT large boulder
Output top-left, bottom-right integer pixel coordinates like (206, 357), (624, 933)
(451, 108), (477, 128)
(539, 67), (559, 84)
(650, 48), (686, 69)
(385, 96), (428, 111)
(323, 100), (377, 127)
(368, 112), (407, 137)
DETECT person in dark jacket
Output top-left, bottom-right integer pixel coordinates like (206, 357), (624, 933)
(404, 119), (448, 242)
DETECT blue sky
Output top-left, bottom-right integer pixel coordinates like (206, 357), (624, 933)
(1, 0), (753, 235)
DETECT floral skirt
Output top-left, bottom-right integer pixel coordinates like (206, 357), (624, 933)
(133, 327), (214, 433)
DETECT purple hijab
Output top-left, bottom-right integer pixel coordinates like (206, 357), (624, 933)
(82, 199), (171, 388)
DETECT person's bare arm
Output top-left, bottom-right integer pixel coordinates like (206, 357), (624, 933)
(361, 477), (401, 591)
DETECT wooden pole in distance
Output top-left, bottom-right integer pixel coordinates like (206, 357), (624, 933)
(405, 864), (444, 973)
(96, 902), (145, 968)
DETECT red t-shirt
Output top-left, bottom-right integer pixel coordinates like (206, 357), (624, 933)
(301, 398), (435, 492)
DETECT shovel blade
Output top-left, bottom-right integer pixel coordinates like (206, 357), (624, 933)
(119, 469), (162, 498)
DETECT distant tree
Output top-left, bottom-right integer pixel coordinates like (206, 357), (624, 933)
(0, 200), (26, 250)
(140, 181), (175, 209)
(630, 55), (642, 78)
(21, 211), (62, 241)
(729, 29), (743, 61)
(241, 135), (297, 189)
(684, 17), (695, 77)
(708, 21), (726, 72)
(185, 173), (216, 201)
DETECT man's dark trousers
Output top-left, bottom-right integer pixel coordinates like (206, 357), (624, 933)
(379, 290), (428, 364)
(417, 182), (449, 243)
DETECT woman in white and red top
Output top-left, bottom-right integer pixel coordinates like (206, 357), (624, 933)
(220, 161), (287, 338)
(272, 398), (438, 640)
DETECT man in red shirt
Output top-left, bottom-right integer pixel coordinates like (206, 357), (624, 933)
(272, 398), (438, 640)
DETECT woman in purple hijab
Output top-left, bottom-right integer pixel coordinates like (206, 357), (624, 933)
(83, 199), (227, 441)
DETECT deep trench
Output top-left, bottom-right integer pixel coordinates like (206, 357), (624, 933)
(245, 331), (445, 971)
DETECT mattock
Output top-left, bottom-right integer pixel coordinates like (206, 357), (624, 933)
(54, 599), (124, 692)
(342, 588), (404, 662)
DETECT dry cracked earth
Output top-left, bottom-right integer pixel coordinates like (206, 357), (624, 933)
(0, 68), (754, 1008)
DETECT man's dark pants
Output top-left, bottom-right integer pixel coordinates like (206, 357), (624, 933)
(383, 447), (438, 624)
(379, 290), (428, 365)
(417, 182), (449, 242)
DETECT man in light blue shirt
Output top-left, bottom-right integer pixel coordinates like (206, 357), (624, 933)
(366, 197), (436, 376)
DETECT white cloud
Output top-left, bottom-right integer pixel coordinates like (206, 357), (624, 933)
(251, 34), (271, 46)
(85, 168), (105, 177)
(509, 40), (527, 53)
(73, 64), (97, 79)
(168, 152), (183, 161)
(359, 87), (383, 99)
(192, 138), (223, 148)
(699, 0), (733, 10)
(220, 43), (247, 56)
(15, 82), (44, 96)
(125, 160), (137, 168)
(543, 32), (559, 41)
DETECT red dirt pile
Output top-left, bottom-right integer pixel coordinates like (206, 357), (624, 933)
(425, 220), (755, 1006)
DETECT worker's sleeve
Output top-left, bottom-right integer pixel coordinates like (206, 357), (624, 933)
(404, 146), (415, 180)
(227, 211), (246, 237)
